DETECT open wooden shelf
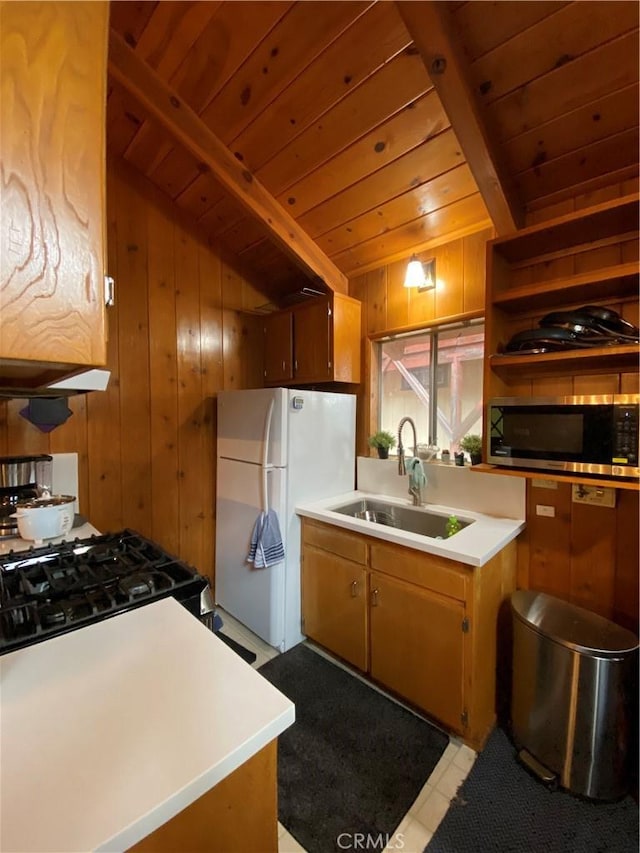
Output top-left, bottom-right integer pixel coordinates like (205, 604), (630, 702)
(492, 263), (639, 313)
(489, 343), (639, 379)
(490, 194), (639, 264)
(470, 463), (639, 492)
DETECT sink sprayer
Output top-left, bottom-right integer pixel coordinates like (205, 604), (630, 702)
(397, 417), (426, 505)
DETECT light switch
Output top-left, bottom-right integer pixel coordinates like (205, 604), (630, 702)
(535, 505), (556, 517)
(531, 479), (558, 490)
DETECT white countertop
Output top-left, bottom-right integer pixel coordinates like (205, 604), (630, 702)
(0, 521), (101, 556)
(296, 490), (525, 567)
(0, 597), (295, 853)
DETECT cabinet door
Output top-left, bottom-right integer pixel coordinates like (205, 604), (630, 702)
(302, 545), (367, 671)
(369, 571), (465, 733)
(263, 312), (293, 384)
(0, 1), (108, 368)
(294, 298), (331, 382)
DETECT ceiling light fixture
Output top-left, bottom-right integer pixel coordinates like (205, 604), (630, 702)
(403, 255), (436, 291)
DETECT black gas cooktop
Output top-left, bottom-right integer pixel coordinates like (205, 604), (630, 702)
(0, 529), (212, 655)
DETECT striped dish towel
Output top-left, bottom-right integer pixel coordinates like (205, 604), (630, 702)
(247, 509), (285, 568)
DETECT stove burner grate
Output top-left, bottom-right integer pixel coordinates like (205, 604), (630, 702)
(0, 529), (211, 654)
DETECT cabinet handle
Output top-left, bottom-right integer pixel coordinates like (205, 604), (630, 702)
(104, 275), (115, 307)
(350, 580), (358, 597)
(371, 588), (379, 606)
(282, 360), (285, 373)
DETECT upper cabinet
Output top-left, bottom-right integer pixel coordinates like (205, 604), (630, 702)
(485, 194), (640, 390)
(263, 311), (293, 385)
(263, 292), (361, 386)
(0, 1), (109, 390)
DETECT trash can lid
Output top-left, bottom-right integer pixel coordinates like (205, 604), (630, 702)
(511, 590), (639, 656)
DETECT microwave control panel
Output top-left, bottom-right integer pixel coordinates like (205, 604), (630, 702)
(612, 405), (638, 465)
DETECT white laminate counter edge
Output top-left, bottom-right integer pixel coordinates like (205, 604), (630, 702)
(1, 597), (295, 853)
(0, 522), (101, 556)
(296, 491), (525, 567)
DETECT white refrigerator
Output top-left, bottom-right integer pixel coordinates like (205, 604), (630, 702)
(215, 388), (356, 652)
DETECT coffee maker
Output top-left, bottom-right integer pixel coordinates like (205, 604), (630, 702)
(0, 455), (53, 538)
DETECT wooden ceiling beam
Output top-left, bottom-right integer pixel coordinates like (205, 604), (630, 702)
(107, 29), (348, 294)
(396, 1), (524, 235)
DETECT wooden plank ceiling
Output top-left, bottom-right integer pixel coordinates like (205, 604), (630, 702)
(107, 1), (639, 306)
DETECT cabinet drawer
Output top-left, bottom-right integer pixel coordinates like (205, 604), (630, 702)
(370, 542), (468, 601)
(302, 520), (367, 565)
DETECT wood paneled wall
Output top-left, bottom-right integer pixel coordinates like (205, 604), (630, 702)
(525, 175), (640, 226)
(348, 227), (492, 456)
(520, 177), (639, 631)
(348, 207), (638, 633)
(518, 482), (638, 633)
(0, 157), (267, 588)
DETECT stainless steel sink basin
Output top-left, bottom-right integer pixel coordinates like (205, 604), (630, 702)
(331, 499), (473, 539)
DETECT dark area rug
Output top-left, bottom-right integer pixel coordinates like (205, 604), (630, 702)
(427, 727), (639, 853)
(259, 644), (448, 853)
(214, 630), (257, 664)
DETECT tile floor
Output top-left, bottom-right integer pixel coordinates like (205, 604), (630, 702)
(217, 609), (476, 853)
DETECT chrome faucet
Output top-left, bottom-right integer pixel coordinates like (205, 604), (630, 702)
(408, 481), (423, 507)
(397, 416), (418, 476)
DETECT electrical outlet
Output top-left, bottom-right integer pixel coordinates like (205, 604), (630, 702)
(571, 485), (616, 508)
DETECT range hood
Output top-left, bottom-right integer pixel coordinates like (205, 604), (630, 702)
(47, 369), (111, 393)
(0, 369), (111, 400)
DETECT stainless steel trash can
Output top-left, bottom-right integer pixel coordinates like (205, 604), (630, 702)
(510, 590), (639, 800)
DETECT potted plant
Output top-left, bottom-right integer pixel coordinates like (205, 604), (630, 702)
(368, 430), (396, 459)
(460, 434), (483, 465)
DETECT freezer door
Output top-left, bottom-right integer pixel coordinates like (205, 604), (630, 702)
(286, 390), (356, 501)
(215, 457), (286, 649)
(217, 388), (288, 466)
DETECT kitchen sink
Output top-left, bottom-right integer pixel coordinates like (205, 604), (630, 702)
(331, 499), (474, 539)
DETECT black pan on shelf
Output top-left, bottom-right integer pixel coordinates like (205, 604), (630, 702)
(503, 326), (602, 353)
(540, 308), (640, 343)
(580, 305), (640, 340)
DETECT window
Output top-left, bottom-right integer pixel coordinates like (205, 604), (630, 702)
(377, 320), (484, 453)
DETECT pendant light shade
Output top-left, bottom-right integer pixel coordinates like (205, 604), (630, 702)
(403, 255), (436, 291)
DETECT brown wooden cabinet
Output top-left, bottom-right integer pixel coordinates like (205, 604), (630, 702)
(263, 311), (293, 384)
(302, 546), (368, 672)
(369, 570), (465, 733)
(0, 1), (109, 391)
(263, 292), (361, 386)
(293, 298), (333, 383)
(301, 519), (368, 671)
(301, 518), (517, 749)
(130, 742), (278, 853)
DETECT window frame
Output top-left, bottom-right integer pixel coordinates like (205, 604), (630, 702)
(374, 317), (485, 451)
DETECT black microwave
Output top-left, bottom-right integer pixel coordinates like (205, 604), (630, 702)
(487, 395), (639, 479)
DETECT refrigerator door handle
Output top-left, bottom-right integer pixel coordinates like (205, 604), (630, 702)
(262, 398), (275, 469)
(263, 467), (274, 513)
(262, 398), (275, 512)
